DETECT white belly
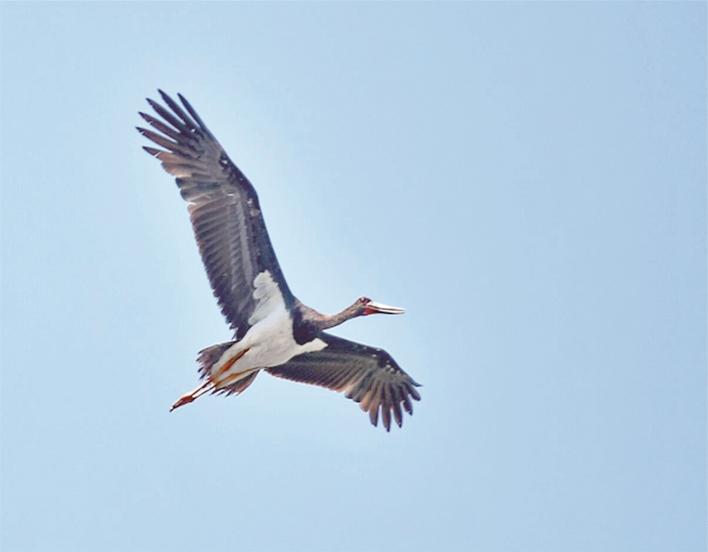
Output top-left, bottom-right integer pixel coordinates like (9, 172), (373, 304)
(209, 271), (326, 385)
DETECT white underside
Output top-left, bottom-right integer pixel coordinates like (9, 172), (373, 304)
(210, 271), (326, 387)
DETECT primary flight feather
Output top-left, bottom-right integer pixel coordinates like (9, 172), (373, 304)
(137, 90), (421, 431)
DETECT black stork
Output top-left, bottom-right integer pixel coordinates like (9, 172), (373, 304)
(137, 91), (421, 431)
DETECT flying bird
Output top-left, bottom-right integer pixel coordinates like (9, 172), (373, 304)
(137, 91), (421, 430)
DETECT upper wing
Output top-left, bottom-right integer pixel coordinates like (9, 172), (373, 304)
(137, 91), (294, 338)
(266, 333), (422, 431)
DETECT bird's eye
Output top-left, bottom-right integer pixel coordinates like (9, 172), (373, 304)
(359, 296), (371, 304)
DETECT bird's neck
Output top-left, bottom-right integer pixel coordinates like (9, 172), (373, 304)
(317, 304), (360, 330)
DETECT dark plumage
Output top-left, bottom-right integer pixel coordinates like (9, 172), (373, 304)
(138, 90), (421, 430)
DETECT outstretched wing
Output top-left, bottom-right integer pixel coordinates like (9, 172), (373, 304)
(266, 333), (422, 431)
(137, 91), (294, 338)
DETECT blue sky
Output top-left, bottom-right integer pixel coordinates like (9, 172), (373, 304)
(1, 3), (705, 551)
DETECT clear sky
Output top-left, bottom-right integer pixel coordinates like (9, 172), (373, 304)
(1, 3), (705, 552)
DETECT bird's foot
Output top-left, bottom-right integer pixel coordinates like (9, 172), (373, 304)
(169, 380), (213, 412)
(170, 393), (195, 412)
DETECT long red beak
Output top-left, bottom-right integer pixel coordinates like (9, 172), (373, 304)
(366, 301), (405, 315)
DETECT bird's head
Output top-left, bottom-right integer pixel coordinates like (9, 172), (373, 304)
(356, 296), (405, 317)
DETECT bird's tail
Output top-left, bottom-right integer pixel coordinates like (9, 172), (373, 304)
(196, 341), (236, 380)
(196, 341), (259, 396)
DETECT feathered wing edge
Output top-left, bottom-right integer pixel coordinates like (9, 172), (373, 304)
(266, 333), (421, 431)
(137, 90), (295, 338)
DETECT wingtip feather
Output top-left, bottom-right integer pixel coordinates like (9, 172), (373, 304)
(382, 408), (391, 432)
(369, 405), (379, 427)
(142, 146), (165, 157)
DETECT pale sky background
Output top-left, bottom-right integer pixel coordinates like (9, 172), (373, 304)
(1, 3), (705, 552)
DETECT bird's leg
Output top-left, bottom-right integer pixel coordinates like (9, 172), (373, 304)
(170, 380), (213, 412)
(212, 347), (251, 380)
(170, 347), (251, 411)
